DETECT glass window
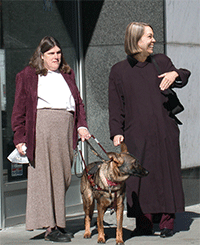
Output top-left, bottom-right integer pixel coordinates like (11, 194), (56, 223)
(1, 0), (81, 183)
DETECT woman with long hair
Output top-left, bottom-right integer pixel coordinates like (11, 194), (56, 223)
(12, 36), (90, 242)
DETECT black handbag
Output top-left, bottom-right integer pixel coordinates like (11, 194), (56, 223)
(161, 88), (184, 115)
(151, 56), (184, 125)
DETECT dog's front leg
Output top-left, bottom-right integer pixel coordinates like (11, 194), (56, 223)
(97, 199), (108, 243)
(83, 193), (94, 239)
(115, 197), (124, 245)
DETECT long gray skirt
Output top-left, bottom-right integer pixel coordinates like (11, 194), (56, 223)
(26, 109), (74, 230)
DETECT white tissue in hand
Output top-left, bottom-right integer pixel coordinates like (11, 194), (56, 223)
(22, 145), (27, 154)
(7, 146), (29, 164)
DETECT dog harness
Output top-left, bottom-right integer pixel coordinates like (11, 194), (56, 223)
(74, 135), (123, 212)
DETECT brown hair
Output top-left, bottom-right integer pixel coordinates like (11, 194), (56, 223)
(29, 36), (71, 75)
(124, 22), (153, 55)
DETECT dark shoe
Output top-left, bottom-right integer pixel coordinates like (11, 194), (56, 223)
(131, 227), (154, 237)
(63, 231), (74, 239)
(45, 230), (71, 242)
(57, 227), (74, 238)
(160, 228), (173, 238)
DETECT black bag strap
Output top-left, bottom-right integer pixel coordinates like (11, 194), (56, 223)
(151, 56), (162, 75)
(151, 55), (173, 96)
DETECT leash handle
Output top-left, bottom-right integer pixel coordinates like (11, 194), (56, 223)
(75, 135), (109, 171)
(76, 142), (88, 172)
(85, 136), (106, 161)
(90, 135), (108, 155)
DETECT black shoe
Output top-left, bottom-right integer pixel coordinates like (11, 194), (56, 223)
(131, 227), (154, 237)
(57, 227), (74, 238)
(45, 230), (71, 242)
(160, 228), (173, 238)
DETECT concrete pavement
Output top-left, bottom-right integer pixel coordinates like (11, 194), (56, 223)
(0, 204), (199, 245)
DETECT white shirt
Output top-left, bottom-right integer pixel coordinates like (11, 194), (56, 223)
(37, 70), (75, 111)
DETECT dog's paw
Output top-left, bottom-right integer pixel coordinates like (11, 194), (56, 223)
(116, 241), (124, 245)
(97, 237), (106, 243)
(83, 232), (91, 239)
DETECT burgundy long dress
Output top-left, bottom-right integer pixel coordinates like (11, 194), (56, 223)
(109, 54), (191, 217)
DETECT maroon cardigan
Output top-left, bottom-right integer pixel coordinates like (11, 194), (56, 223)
(11, 66), (88, 163)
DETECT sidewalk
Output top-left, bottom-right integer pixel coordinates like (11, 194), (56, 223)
(0, 204), (199, 245)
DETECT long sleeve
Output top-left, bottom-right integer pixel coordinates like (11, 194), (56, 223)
(109, 65), (125, 140)
(11, 71), (27, 146)
(154, 54), (191, 88)
(173, 68), (191, 88)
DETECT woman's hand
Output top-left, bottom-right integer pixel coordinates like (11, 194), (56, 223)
(159, 71), (179, 91)
(78, 128), (91, 142)
(16, 143), (26, 155)
(113, 135), (124, 146)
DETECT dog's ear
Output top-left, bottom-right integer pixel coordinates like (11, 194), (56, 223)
(120, 142), (128, 153)
(107, 152), (124, 166)
(107, 152), (118, 162)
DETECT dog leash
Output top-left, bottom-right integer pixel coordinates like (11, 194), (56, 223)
(74, 135), (109, 178)
(86, 135), (109, 162)
(76, 134), (109, 163)
(74, 135), (110, 191)
(90, 135), (108, 155)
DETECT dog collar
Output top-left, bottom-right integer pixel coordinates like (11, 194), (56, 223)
(106, 178), (120, 186)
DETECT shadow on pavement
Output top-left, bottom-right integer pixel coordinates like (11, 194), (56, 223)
(174, 211), (200, 232)
(30, 231), (45, 240)
(29, 211), (200, 241)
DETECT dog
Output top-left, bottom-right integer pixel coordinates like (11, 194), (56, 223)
(81, 142), (149, 245)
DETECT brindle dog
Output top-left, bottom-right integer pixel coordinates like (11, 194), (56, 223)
(81, 142), (148, 245)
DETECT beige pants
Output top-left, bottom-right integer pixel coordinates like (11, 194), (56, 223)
(26, 109), (74, 230)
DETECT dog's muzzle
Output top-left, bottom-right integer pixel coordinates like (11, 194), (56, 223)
(119, 160), (149, 177)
